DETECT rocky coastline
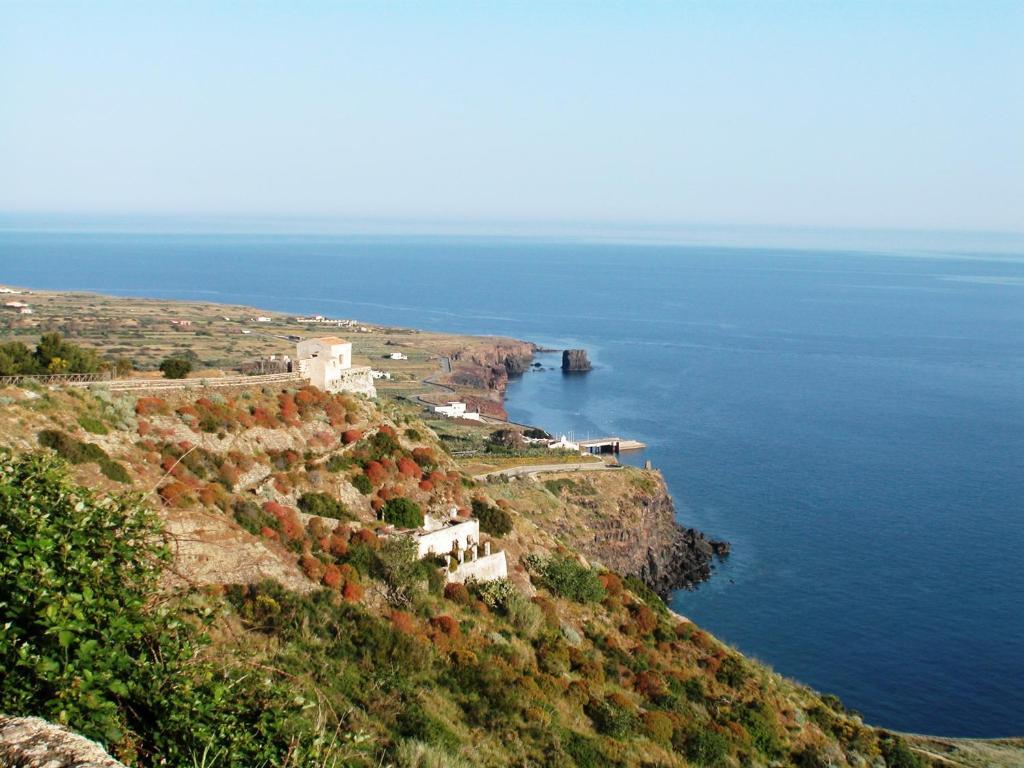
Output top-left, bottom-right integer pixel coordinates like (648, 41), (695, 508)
(588, 472), (729, 598)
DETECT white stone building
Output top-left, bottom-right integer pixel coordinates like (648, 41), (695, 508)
(295, 336), (376, 398)
(433, 401), (481, 421)
(408, 512), (508, 583)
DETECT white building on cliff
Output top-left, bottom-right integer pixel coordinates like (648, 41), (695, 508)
(295, 336), (376, 398)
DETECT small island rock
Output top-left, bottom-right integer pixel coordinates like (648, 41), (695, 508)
(562, 349), (592, 372)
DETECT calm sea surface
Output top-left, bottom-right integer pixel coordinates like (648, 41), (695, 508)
(2, 231), (1022, 737)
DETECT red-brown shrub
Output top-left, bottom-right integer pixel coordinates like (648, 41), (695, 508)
(600, 572), (624, 596)
(397, 457), (422, 479)
(296, 387), (320, 407)
(364, 460), (386, 485)
(278, 393), (299, 426)
(418, 480), (434, 492)
(135, 397), (168, 416)
(354, 528), (378, 545)
(412, 447), (435, 465)
(301, 554), (325, 581)
(263, 501), (303, 540)
(251, 406), (276, 428)
(431, 614), (461, 639)
(635, 670), (667, 699)
(631, 604), (659, 636)
(341, 429), (363, 445)
(322, 563), (342, 589)
(158, 481), (193, 507)
(328, 534), (349, 557)
(444, 582), (471, 603)
(390, 610), (415, 634)
(342, 581), (363, 602)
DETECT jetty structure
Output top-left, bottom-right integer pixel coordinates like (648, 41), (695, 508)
(578, 436), (646, 454)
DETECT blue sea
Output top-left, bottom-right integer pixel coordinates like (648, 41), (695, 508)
(2, 228), (1022, 737)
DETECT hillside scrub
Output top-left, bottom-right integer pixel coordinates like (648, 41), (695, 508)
(0, 382), (935, 767)
(0, 451), (336, 766)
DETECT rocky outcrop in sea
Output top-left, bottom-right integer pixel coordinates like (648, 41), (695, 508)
(561, 349), (592, 372)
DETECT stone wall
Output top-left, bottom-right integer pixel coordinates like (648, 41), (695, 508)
(447, 550), (508, 583)
(415, 518), (479, 559)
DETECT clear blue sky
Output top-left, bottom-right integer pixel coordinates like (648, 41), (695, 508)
(1, 1), (1021, 233)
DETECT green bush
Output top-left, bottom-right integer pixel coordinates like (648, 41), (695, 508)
(584, 696), (637, 738)
(716, 655), (746, 688)
(737, 702), (785, 759)
(366, 430), (401, 461)
(562, 730), (605, 768)
(77, 414), (109, 435)
(623, 574), (668, 614)
(98, 458), (130, 483)
(382, 497), (424, 529)
(298, 491), (351, 520)
(878, 733), (924, 768)
(676, 727), (730, 766)
(470, 498), (513, 537)
(0, 450), (316, 765)
(352, 472), (374, 494)
(371, 536), (423, 607)
(38, 429), (109, 465)
(525, 554), (606, 603)
(159, 357), (192, 379)
(232, 499), (280, 536)
(326, 453), (354, 472)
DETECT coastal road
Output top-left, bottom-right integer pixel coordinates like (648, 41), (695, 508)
(474, 461), (623, 481)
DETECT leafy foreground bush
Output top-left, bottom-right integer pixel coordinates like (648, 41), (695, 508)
(0, 450), (339, 766)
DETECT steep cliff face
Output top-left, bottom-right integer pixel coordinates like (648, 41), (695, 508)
(444, 339), (535, 417)
(512, 468), (727, 597)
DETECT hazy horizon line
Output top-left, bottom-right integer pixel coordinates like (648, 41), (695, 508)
(2, 213), (1023, 263)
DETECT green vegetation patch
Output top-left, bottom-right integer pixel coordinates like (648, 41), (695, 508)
(77, 414), (110, 435)
(382, 497), (424, 529)
(525, 554), (606, 603)
(470, 497), (513, 536)
(298, 491), (352, 520)
(37, 429), (130, 484)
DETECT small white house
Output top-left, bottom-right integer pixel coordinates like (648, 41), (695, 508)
(433, 401), (481, 421)
(549, 434), (580, 452)
(371, 369), (392, 380)
(389, 352), (408, 360)
(254, 316), (272, 323)
(295, 336), (376, 397)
